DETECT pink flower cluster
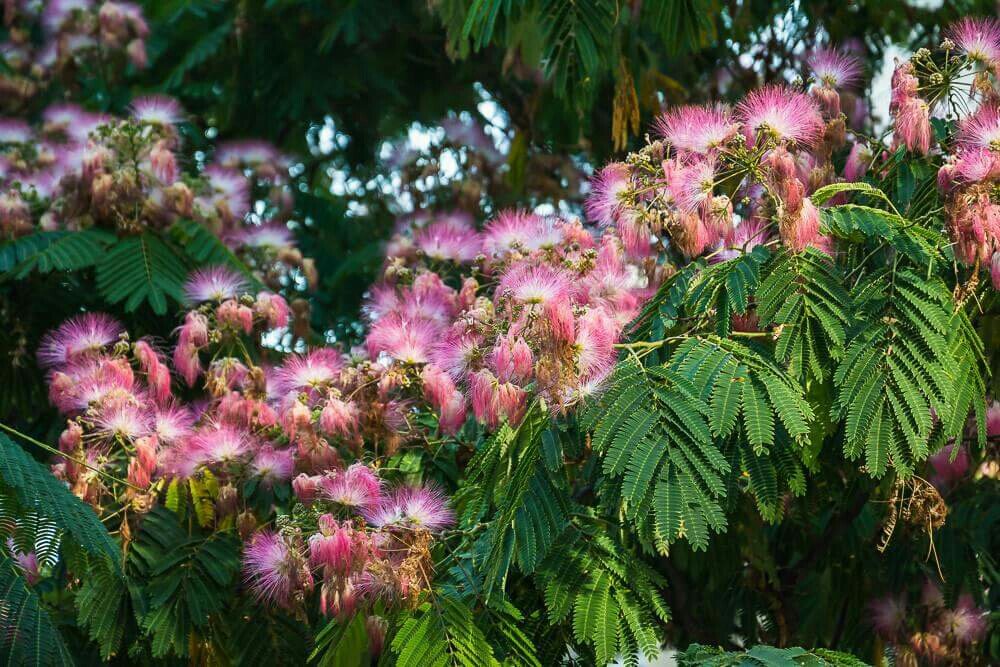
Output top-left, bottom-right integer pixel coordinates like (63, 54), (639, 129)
(888, 18), (1000, 287)
(588, 49), (865, 264)
(366, 206), (655, 431)
(871, 580), (988, 664)
(0, 94), (315, 291)
(244, 467), (452, 618)
(0, 1), (149, 112)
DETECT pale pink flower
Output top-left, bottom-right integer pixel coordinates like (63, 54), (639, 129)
(948, 17), (1000, 64)
(870, 595), (907, 639)
(928, 444), (970, 489)
(243, 531), (303, 607)
(252, 446), (295, 486)
(254, 292), (290, 329)
(362, 485), (453, 532)
(273, 349), (345, 397)
(319, 398), (358, 439)
(188, 425), (253, 467)
(955, 147), (1000, 183)
(737, 85), (824, 147)
(893, 96), (932, 155)
(807, 48), (862, 89)
(654, 104), (737, 155)
(937, 594), (988, 644)
(585, 163), (631, 227)
(321, 464), (382, 510)
(38, 313), (124, 368)
(365, 313), (440, 364)
(957, 105), (1000, 152)
(184, 266), (248, 304)
(414, 220), (482, 263)
(574, 308), (618, 379)
(130, 95), (184, 127)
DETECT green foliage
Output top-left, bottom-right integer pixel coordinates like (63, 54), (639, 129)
(834, 269), (960, 477)
(390, 594), (498, 667)
(0, 230), (115, 278)
(757, 248), (849, 382)
(127, 507), (240, 658)
(0, 433), (119, 567)
(537, 521), (670, 665)
(310, 613), (369, 667)
(0, 556), (75, 667)
(95, 233), (189, 315)
(677, 643), (871, 666)
(74, 560), (130, 661)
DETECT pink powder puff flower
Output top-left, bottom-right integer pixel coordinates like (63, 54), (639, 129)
(737, 85), (824, 148)
(489, 336), (534, 385)
(215, 140), (289, 172)
(38, 313), (124, 369)
(781, 197), (822, 252)
(585, 163), (631, 228)
(293, 473), (323, 504)
(414, 220), (482, 263)
(957, 105), (1000, 152)
(243, 531), (305, 607)
(437, 391), (467, 435)
(808, 48), (862, 89)
(148, 139), (177, 184)
(309, 521), (357, 574)
(948, 17), (1000, 65)
(893, 96), (932, 156)
(232, 222), (295, 250)
(252, 446), (295, 486)
(59, 421), (83, 453)
(365, 313), (440, 364)
(497, 262), (575, 312)
(671, 211), (712, 259)
(319, 397), (359, 439)
(431, 328), (483, 381)
(94, 403), (151, 442)
(282, 398), (313, 443)
(173, 341), (203, 387)
(363, 485), (453, 532)
(254, 292), (290, 329)
(177, 310), (209, 347)
(870, 595), (907, 639)
(844, 142), (871, 182)
(955, 148), (1000, 183)
(937, 594), (988, 644)
(189, 425), (253, 466)
(670, 159), (718, 213)
(481, 209), (550, 258)
(421, 363), (459, 410)
(654, 104), (737, 156)
(184, 266), (248, 304)
(321, 464), (382, 510)
(574, 308), (618, 379)
(203, 165), (252, 220)
(712, 217), (773, 263)
(6, 539), (40, 585)
(130, 95), (184, 127)
(273, 349), (345, 398)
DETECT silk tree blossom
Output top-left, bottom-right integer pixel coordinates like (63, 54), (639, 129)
(272, 349), (345, 398)
(948, 17), (1000, 65)
(654, 104), (737, 156)
(736, 86), (825, 147)
(362, 485), (453, 532)
(130, 95), (185, 128)
(243, 531), (312, 608)
(184, 266), (249, 304)
(413, 219), (482, 263)
(807, 48), (862, 89)
(585, 163), (631, 227)
(37, 312), (124, 368)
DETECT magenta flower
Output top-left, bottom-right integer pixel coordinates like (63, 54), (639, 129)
(362, 485), (453, 532)
(807, 48), (862, 89)
(585, 163), (631, 228)
(654, 104), (737, 155)
(251, 446), (295, 486)
(184, 266), (248, 304)
(188, 424), (253, 467)
(243, 531), (299, 607)
(957, 105), (1000, 152)
(414, 220), (482, 263)
(365, 313), (440, 364)
(273, 348), (345, 398)
(130, 95), (185, 127)
(38, 313), (124, 369)
(321, 464), (382, 510)
(736, 85), (824, 147)
(948, 17), (1000, 64)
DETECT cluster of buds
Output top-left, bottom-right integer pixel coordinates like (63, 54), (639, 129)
(0, 94), (314, 292)
(871, 580), (988, 666)
(365, 205), (655, 432)
(242, 463), (452, 627)
(589, 46), (866, 270)
(0, 1), (149, 113)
